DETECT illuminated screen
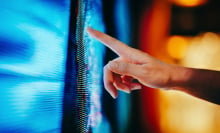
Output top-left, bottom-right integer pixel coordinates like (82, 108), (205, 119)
(0, 0), (70, 132)
(0, 0), (108, 132)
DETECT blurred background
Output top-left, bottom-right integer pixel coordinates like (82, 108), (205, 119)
(102, 0), (220, 133)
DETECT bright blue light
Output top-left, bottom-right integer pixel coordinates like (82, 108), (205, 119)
(0, 0), (70, 132)
(114, 0), (131, 44)
(114, 0), (132, 132)
(0, 77), (64, 132)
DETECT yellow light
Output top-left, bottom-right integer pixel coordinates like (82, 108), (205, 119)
(166, 36), (188, 60)
(171, 0), (207, 7)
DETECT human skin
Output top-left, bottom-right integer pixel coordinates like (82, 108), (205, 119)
(87, 27), (220, 105)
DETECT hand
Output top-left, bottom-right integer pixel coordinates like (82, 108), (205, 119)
(87, 27), (172, 99)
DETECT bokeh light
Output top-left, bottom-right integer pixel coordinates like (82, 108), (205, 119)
(166, 35), (188, 60)
(170, 0), (208, 7)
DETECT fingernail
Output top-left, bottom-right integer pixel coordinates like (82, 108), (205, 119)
(125, 88), (131, 94)
(131, 85), (142, 90)
(118, 87), (130, 94)
(122, 89), (130, 94)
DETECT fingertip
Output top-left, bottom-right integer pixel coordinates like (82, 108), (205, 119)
(86, 27), (102, 40)
(125, 90), (131, 94)
(86, 27), (93, 34)
(131, 84), (142, 90)
(86, 26), (92, 31)
(112, 92), (118, 99)
(117, 87), (131, 94)
(108, 89), (118, 99)
(124, 89), (131, 93)
(105, 84), (118, 99)
(104, 83), (118, 99)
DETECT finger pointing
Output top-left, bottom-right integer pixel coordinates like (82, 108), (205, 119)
(87, 27), (141, 62)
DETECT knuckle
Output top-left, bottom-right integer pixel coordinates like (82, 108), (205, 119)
(103, 65), (108, 71)
(108, 61), (119, 70)
(114, 62), (127, 73)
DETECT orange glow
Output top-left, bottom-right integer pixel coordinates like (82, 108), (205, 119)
(139, 0), (171, 132)
(166, 36), (188, 60)
(183, 32), (220, 70)
(160, 33), (220, 133)
(170, 0), (207, 7)
(159, 91), (220, 133)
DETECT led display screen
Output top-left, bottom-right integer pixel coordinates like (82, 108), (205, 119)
(0, 0), (131, 132)
(0, 0), (70, 132)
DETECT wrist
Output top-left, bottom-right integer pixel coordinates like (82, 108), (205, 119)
(166, 64), (193, 91)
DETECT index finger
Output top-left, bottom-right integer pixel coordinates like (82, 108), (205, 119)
(87, 27), (136, 59)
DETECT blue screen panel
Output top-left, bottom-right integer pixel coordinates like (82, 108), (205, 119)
(0, 0), (70, 132)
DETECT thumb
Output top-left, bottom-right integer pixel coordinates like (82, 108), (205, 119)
(107, 61), (142, 78)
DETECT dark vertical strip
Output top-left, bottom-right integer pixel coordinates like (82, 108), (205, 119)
(126, 0), (143, 132)
(61, 0), (78, 132)
(128, 0), (158, 133)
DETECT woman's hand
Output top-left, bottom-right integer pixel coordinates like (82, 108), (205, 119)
(87, 27), (172, 98)
(87, 27), (220, 105)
